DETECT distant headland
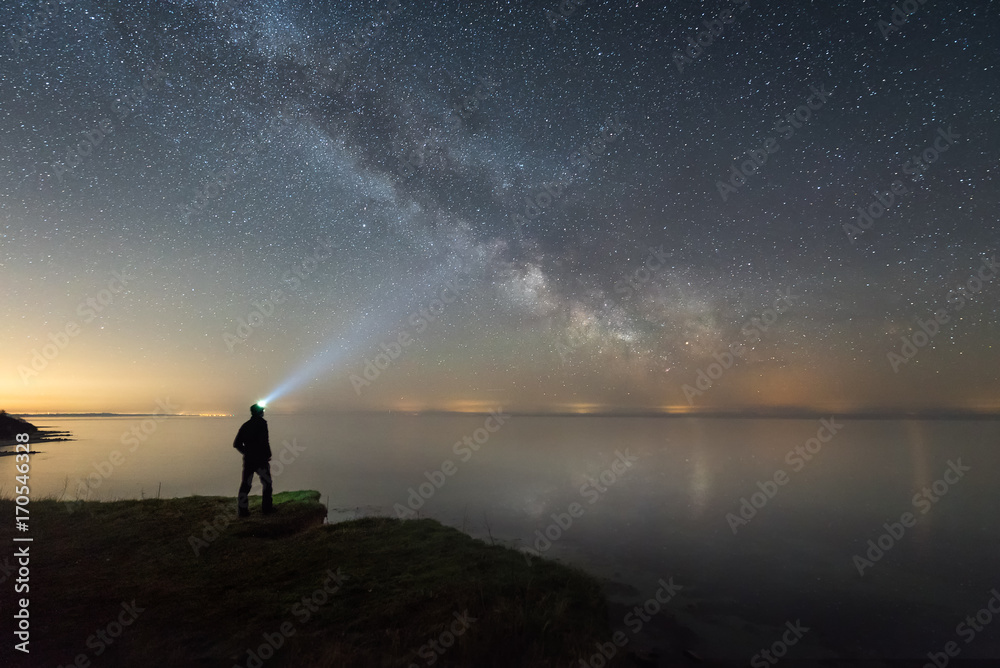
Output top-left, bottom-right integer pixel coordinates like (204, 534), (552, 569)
(0, 410), (72, 448)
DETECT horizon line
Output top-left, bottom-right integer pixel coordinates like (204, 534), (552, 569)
(10, 408), (1000, 420)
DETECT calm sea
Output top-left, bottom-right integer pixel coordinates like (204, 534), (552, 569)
(6, 414), (999, 661)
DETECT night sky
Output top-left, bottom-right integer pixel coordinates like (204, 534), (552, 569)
(3, 0), (998, 414)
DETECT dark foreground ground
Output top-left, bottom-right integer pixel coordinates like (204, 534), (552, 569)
(0, 490), (672, 667)
(0, 490), (975, 667)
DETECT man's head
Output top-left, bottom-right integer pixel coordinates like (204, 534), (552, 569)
(250, 404), (265, 417)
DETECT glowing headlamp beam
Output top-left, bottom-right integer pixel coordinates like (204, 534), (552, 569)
(258, 262), (471, 405)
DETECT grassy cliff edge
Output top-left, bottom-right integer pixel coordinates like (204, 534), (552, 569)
(0, 490), (630, 667)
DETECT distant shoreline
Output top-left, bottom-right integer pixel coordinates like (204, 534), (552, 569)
(13, 410), (1000, 420)
(16, 413), (232, 418)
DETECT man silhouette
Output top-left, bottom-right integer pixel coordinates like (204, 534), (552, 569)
(234, 403), (273, 517)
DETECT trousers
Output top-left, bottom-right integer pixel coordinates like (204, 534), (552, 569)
(238, 460), (272, 512)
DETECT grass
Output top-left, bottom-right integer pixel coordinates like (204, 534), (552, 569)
(0, 491), (631, 667)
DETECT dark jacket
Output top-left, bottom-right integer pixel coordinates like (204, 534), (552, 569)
(233, 415), (271, 464)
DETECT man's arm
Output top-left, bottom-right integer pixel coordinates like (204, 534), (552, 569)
(233, 424), (246, 454)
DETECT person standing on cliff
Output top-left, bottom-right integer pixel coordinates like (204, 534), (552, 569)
(233, 403), (273, 517)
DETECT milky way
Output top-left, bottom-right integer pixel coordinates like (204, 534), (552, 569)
(2, 0), (998, 413)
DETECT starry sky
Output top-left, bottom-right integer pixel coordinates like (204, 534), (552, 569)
(2, 0), (999, 415)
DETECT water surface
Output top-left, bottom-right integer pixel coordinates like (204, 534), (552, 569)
(8, 414), (999, 661)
